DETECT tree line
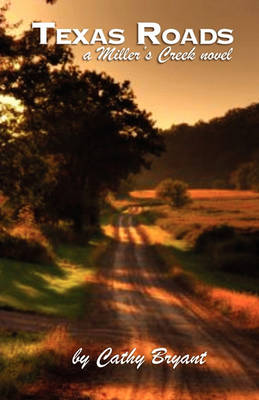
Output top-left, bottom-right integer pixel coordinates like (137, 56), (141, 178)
(136, 103), (259, 189)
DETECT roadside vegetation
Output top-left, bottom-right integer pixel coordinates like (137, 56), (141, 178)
(0, 202), (112, 318)
(0, 326), (81, 400)
(132, 189), (259, 330)
(0, 206), (113, 400)
(0, 3), (162, 396)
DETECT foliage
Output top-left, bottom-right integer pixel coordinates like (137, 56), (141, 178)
(136, 103), (259, 188)
(0, 237), (105, 317)
(0, 106), (59, 218)
(212, 252), (259, 277)
(135, 191), (259, 295)
(0, 227), (53, 264)
(37, 69), (163, 231)
(0, 11), (164, 232)
(230, 161), (259, 191)
(194, 225), (235, 253)
(0, 327), (77, 400)
(156, 178), (191, 207)
(195, 225), (259, 277)
(116, 175), (135, 197)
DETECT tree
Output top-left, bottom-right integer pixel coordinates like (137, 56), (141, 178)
(0, 17), (75, 222)
(35, 68), (163, 231)
(230, 162), (259, 191)
(156, 179), (191, 208)
(116, 175), (135, 197)
(0, 23), (164, 232)
(0, 104), (57, 217)
(136, 103), (259, 188)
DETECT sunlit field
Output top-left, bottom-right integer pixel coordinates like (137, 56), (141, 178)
(131, 189), (259, 238)
(131, 189), (259, 200)
(0, 219), (108, 318)
(130, 189), (259, 329)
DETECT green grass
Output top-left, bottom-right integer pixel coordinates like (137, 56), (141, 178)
(0, 212), (114, 398)
(169, 247), (259, 295)
(0, 330), (47, 399)
(0, 237), (108, 319)
(0, 327), (76, 399)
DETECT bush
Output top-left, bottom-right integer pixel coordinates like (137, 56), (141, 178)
(230, 161), (259, 190)
(0, 378), (19, 400)
(195, 225), (259, 277)
(213, 252), (259, 276)
(0, 206), (13, 227)
(195, 225), (235, 253)
(0, 228), (54, 264)
(156, 179), (191, 208)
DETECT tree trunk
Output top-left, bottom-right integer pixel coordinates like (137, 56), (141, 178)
(74, 180), (101, 235)
(73, 211), (84, 233)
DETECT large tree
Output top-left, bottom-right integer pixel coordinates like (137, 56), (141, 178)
(0, 23), (163, 231)
(0, 105), (56, 214)
(0, 16), (75, 221)
(42, 68), (162, 230)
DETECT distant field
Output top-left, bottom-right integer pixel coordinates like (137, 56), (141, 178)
(131, 189), (259, 245)
(131, 189), (259, 200)
(131, 189), (259, 232)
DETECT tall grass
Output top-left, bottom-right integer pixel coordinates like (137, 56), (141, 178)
(0, 326), (79, 400)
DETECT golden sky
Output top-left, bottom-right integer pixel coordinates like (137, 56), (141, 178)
(6, 0), (259, 129)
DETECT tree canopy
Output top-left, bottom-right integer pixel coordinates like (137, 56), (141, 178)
(136, 103), (259, 188)
(0, 9), (163, 231)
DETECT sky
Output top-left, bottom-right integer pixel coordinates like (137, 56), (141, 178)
(6, 0), (259, 129)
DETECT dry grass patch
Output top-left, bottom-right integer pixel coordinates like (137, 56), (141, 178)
(209, 288), (259, 328)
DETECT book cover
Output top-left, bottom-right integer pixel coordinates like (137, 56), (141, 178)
(0, 1), (258, 399)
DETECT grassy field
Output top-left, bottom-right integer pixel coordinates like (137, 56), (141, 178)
(0, 240), (106, 318)
(131, 189), (259, 200)
(0, 210), (111, 319)
(132, 189), (259, 245)
(0, 218), (110, 398)
(131, 189), (259, 328)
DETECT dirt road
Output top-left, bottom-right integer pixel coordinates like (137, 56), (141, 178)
(1, 211), (258, 399)
(81, 212), (259, 400)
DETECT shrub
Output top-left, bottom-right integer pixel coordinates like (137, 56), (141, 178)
(0, 378), (19, 400)
(230, 161), (259, 190)
(212, 251), (259, 277)
(195, 225), (259, 277)
(195, 225), (235, 252)
(0, 205), (13, 227)
(156, 179), (191, 208)
(0, 228), (54, 264)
